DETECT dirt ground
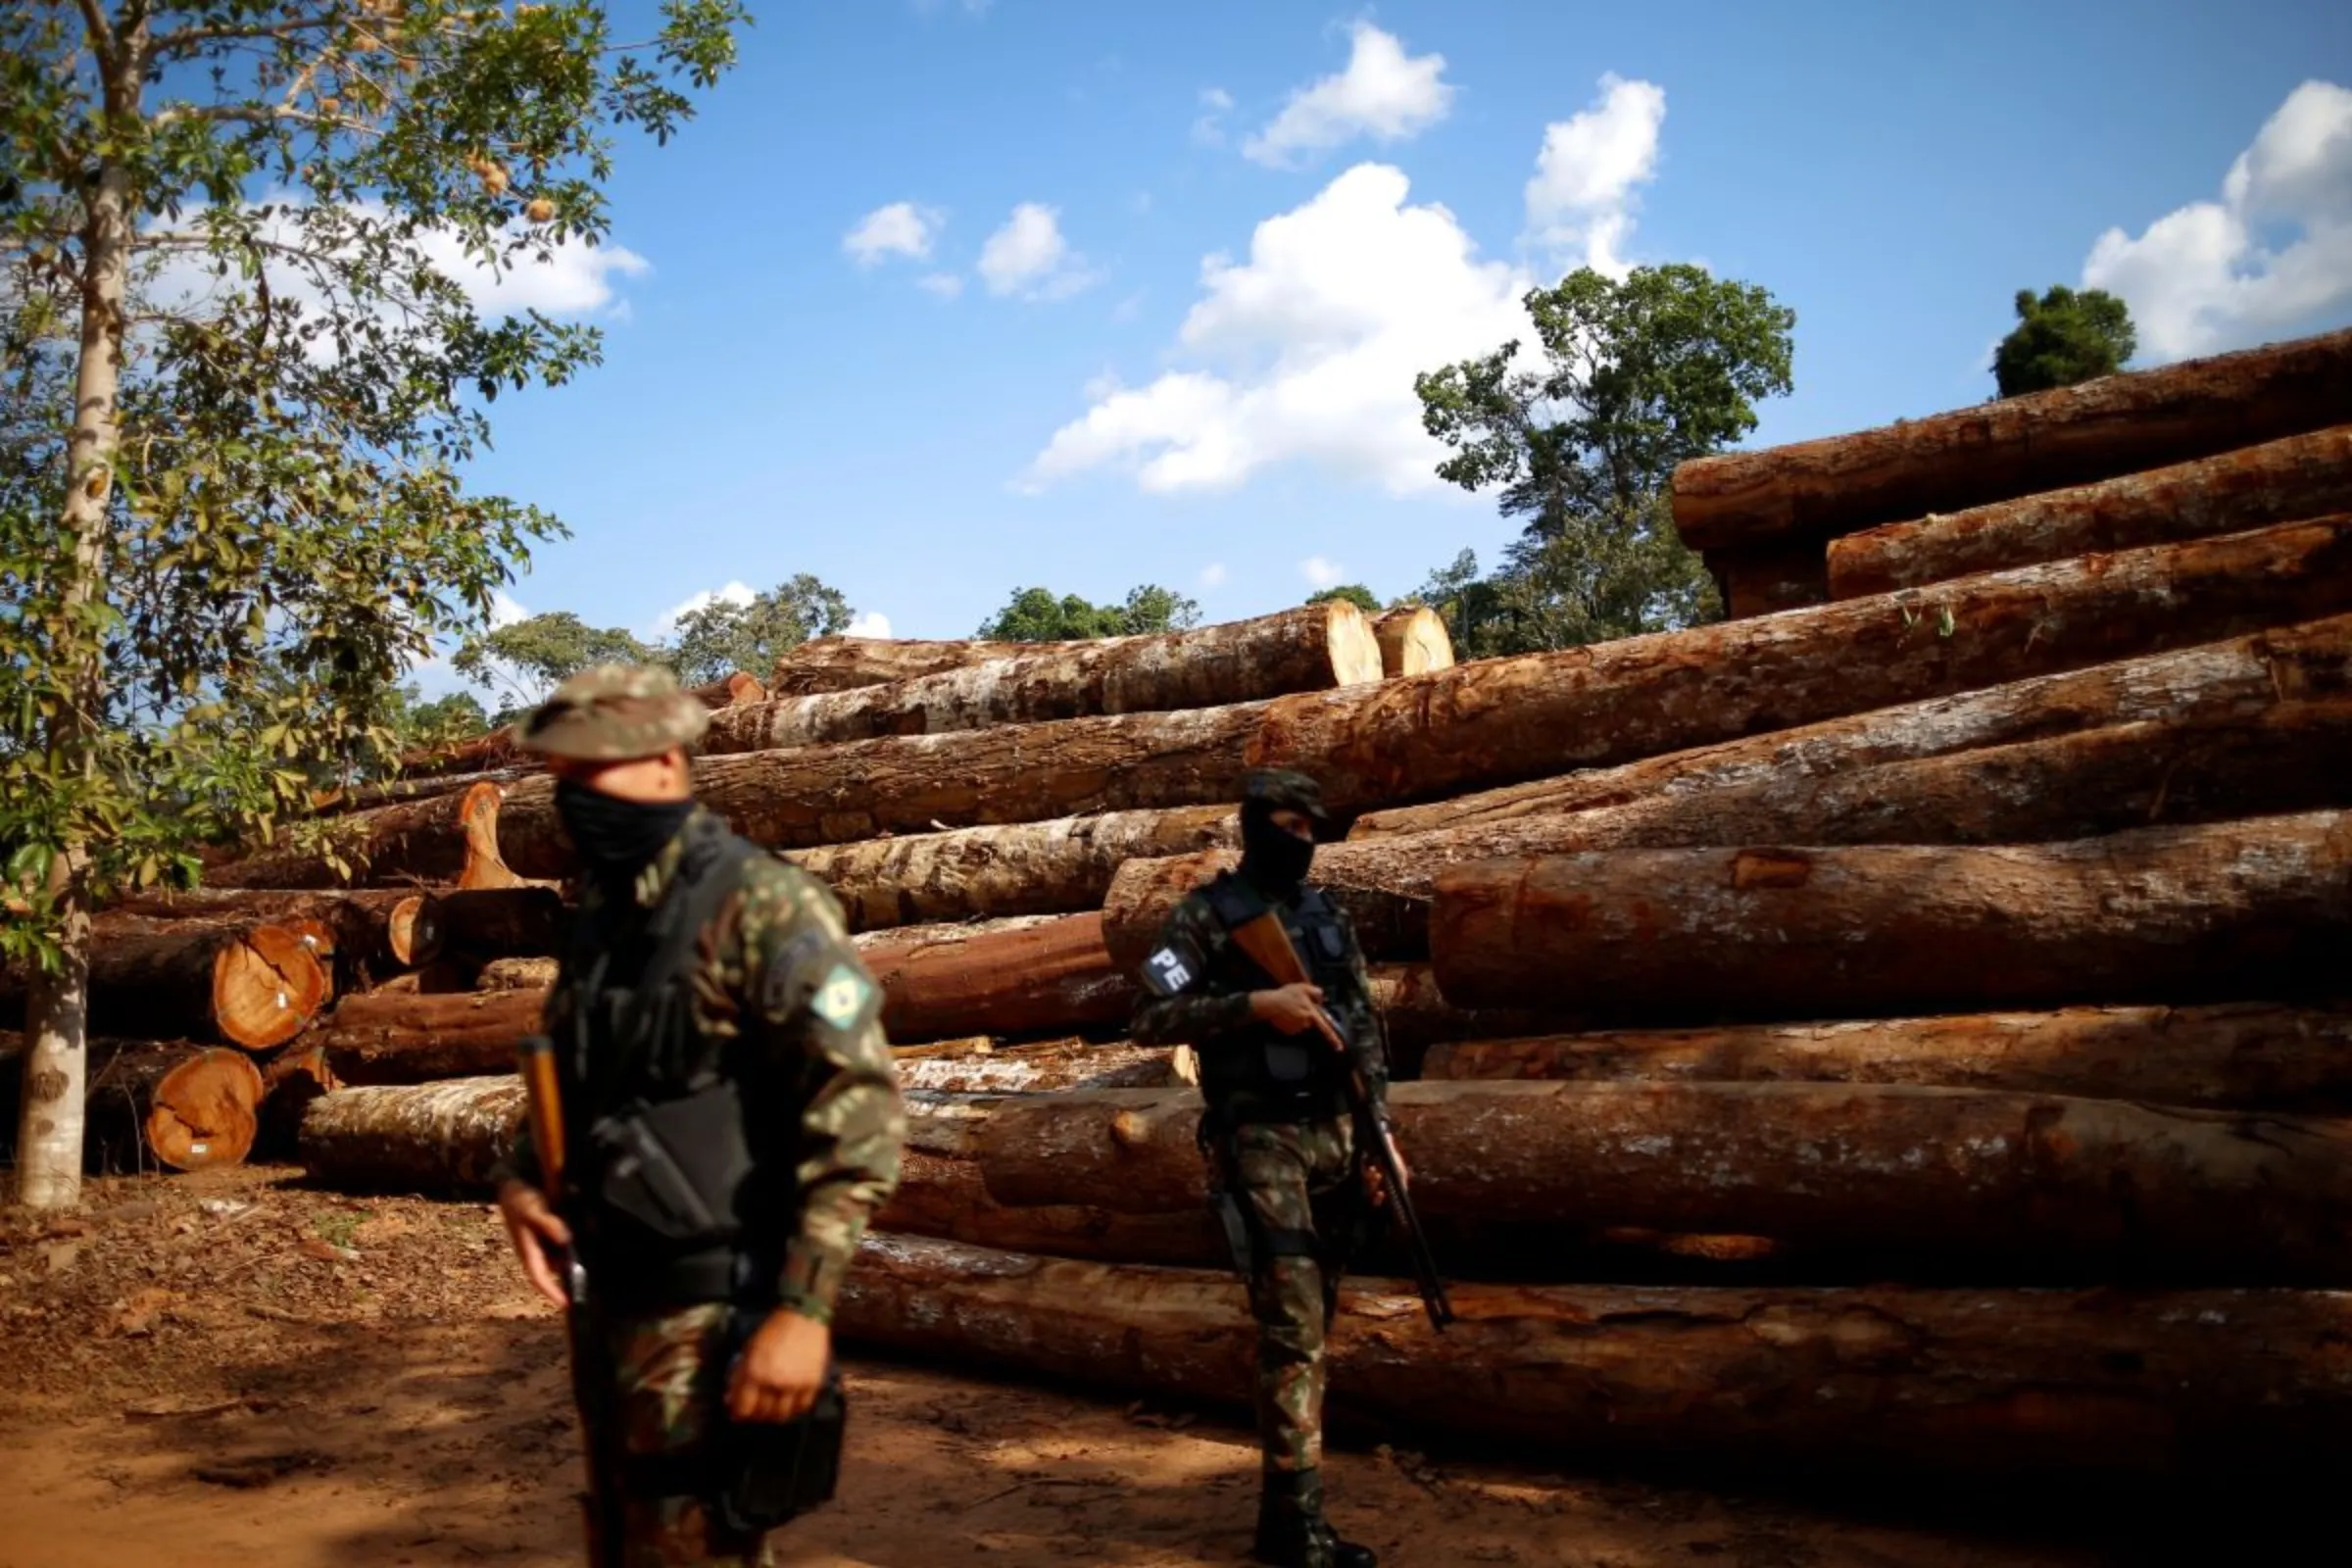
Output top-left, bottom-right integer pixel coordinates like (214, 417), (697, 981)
(0, 1166), (2267, 1568)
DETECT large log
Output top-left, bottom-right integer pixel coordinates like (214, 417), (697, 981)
(393, 727), (521, 781)
(787, 807), (1237, 932)
(689, 671), (765, 709)
(203, 781), (506, 890)
(1109, 700), (2352, 963)
(313, 987), (546, 1085)
(2, 921), (331, 1049)
(893, 1043), (1186, 1094)
(1421, 1004), (2352, 1111)
(1, 1038), (266, 1173)
(858, 911), (1135, 1044)
(1670, 325), (2352, 551)
(310, 764), (534, 818)
(434, 886), (566, 959)
(297, 1077), (531, 1194)
(496, 525), (2352, 870)
(100, 888), (443, 977)
(1371, 607), (1454, 677)
(139, 1049), (268, 1170)
(962, 1081), (2352, 1283)
(1353, 613), (2352, 839)
(837, 1235), (2352, 1477)
(711, 605), (1382, 755)
(1707, 536), (1832, 618)
(1432, 810), (2352, 1022)
(1829, 424), (2352, 598)
(767, 634), (1057, 696)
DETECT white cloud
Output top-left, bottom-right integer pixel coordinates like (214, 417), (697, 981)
(1523, 73), (1667, 276)
(1200, 562), (1228, 587)
(489, 590), (530, 629)
(978, 203), (1100, 300)
(917, 271), (965, 299)
(846, 611), (893, 638)
(1299, 556), (1347, 588)
(2083, 79), (2352, 362)
(1022, 162), (1535, 495)
(645, 580), (756, 641)
(1194, 86), (1235, 147)
(843, 201), (941, 267)
(1242, 23), (1454, 170)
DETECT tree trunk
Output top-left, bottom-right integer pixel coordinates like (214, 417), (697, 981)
(100, 888), (444, 978)
(313, 988), (547, 1085)
(296, 1078), (532, 1194)
(858, 911), (1136, 1044)
(475, 956), (559, 991)
(1707, 536), (1833, 618)
(393, 728), (522, 782)
(893, 1043), (1186, 1094)
(1430, 810), (2352, 1022)
(836, 1235), (2352, 1477)
(1114, 700), (2352, 963)
(4, 1037), (267, 1175)
(435, 886), (566, 959)
(255, 1043), (342, 1161)
(786, 807), (1237, 932)
(689, 671), (765, 709)
(1670, 326), (2352, 551)
(5, 921), (331, 1050)
(1421, 1004), (2352, 1111)
(1365, 964), (1559, 1077)
(767, 635), (1076, 696)
(710, 604), (1383, 755)
(1372, 607), (1455, 677)
(138, 1050), (268, 1171)
(311, 765), (534, 818)
(203, 781), (507, 890)
(1828, 424), (2352, 598)
(961, 1080), (2352, 1283)
(1351, 613), (2352, 839)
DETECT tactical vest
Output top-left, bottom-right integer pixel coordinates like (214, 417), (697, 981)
(556, 813), (782, 1307)
(1193, 874), (1363, 1120)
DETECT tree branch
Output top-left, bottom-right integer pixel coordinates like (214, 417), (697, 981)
(73, 0), (115, 61)
(146, 13), (336, 58)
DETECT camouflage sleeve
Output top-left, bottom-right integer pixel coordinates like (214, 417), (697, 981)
(1128, 896), (1256, 1045)
(487, 979), (571, 1190)
(733, 860), (905, 1325)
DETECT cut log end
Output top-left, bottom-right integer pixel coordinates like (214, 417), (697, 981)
(143, 1049), (266, 1170)
(1373, 607), (1456, 677)
(213, 926), (332, 1049)
(1326, 602), (1388, 686)
(387, 894), (443, 968)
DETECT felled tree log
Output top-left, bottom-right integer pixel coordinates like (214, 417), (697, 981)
(435, 886), (566, 959)
(475, 956), (559, 991)
(836, 1235), (2352, 1477)
(203, 782), (507, 890)
(1432, 810), (2352, 1022)
(255, 1043), (342, 1160)
(962, 1081), (2352, 1283)
(859, 912), (1135, 1044)
(2, 1037), (268, 1173)
(768, 635), (1057, 696)
(1422, 1004), (2352, 1111)
(1365, 965), (1558, 1076)
(2, 921), (331, 1049)
(1671, 325), (2352, 550)
(1114, 701), (2352, 962)
(393, 728), (521, 782)
(1829, 424), (2352, 597)
(710, 604), (1383, 755)
(690, 671), (766, 709)
(297, 1078), (531, 1194)
(313, 988), (547, 1085)
(1372, 607), (1454, 677)
(100, 888), (443, 978)
(311, 765), (535, 818)
(1707, 536), (1833, 618)
(1353, 613), (2352, 839)
(499, 525), (2352, 869)
(788, 807), (1237, 932)
(894, 1043), (1185, 1094)
(138, 1049), (268, 1170)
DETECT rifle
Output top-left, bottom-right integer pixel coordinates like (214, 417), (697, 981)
(1222, 911), (1454, 1331)
(518, 1034), (627, 1566)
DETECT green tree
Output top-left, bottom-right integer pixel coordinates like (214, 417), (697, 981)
(1992, 285), (2136, 398)
(975, 584), (1202, 640)
(1305, 584), (1380, 614)
(453, 611), (662, 716)
(387, 685), (490, 754)
(0, 0), (744, 1208)
(667, 573), (853, 685)
(1414, 264), (1793, 655)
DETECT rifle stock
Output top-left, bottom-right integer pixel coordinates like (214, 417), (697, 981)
(1226, 914), (1454, 1331)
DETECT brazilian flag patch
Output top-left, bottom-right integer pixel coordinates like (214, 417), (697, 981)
(809, 962), (873, 1029)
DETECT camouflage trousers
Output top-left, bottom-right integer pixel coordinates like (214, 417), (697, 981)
(1218, 1116), (1362, 1476)
(584, 1301), (776, 1568)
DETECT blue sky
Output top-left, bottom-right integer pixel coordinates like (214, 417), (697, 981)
(421, 0), (2352, 690)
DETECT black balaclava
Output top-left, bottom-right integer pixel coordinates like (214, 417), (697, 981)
(555, 778), (693, 899)
(1239, 802), (1316, 899)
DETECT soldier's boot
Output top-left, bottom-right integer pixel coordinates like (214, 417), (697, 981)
(1251, 1467), (1376, 1568)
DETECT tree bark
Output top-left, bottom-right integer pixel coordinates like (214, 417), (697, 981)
(1365, 964), (1559, 1077)
(1430, 810), (2352, 1022)
(313, 988), (547, 1085)
(203, 781), (506, 890)
(1828, 424), (2352, 598)
(836, 1235), (2352, 1477)
(767, 635), (1076, 696)
(475, 956), (559, 992)
(497, 525), (2352, 868)
(311, 765), (534, 818)
(4, 921), (331, 1050)
(786, 807), (1237, 932)
(710, 604), (1383, 755)
(893, 1043), (1186, 1094)
(1670, 326), (2352, 550)
(858, 911), (1136, 1044)
(99, 888), (444, 978)
(4, 1037), (266, 1175)
(255, 1043), (342, 1160)
(1351, 613), (2352, 839)
(435, 886), (566, 959)
(1113, 700), (2352, 963)
(689, 671), (765, 709)
(296, 1078), (532, 1194)
(961, 1080), (2352, 1283)
(1707, 536), (1833, 618)
(1372, 607), (1455, 677)
(1421, 1004), (2352, 1111)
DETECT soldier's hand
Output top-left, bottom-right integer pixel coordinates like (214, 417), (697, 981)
(728, 1309), (831, 1424)
(496, 1179), (571, 1310)
(1248, 982), (1327, 1035)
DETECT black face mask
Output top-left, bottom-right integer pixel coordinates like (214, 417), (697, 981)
(1240, 810), (1315, 898)
(555, 780), (693, 896)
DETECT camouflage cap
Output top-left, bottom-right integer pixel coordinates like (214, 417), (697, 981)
(1241, 767), (1331, 833)
(515, 662), (710, 760)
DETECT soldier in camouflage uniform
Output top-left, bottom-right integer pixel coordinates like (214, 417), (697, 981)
(492, 664), (905, 1567)
(1130, 769), (1386, 1568)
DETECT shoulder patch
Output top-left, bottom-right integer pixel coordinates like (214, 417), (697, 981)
(808, 961), (874, 1030)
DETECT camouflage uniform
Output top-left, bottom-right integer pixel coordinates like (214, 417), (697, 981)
(494, 665), (905, 1568)
(1129, 770), (1388, 1568)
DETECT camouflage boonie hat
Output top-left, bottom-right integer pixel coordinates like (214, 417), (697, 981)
(516, 663), (710, 760)
(1241, 768), (1331, 834)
